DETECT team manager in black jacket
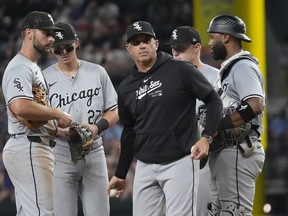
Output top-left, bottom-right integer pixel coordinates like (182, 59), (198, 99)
(107, 21), (223, 216)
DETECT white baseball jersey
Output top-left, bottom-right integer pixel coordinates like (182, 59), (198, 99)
(43, 59), (117, 216)
(209, 51), (265, 214)
(2, 53), (57, 137)
(43, 60), (118, 148)
(2, 53), (56, 216)
(196, 64), (221, 116)
(220, 51), (265, 128)
(196, 64), (220, 216)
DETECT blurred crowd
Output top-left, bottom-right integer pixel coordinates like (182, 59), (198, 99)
(266, 109), (288, 214)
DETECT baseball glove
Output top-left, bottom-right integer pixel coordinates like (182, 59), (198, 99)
(9, 85), (48, 131)
(68, 123), (94, 164)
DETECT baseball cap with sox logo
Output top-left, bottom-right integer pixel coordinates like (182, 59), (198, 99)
(166, 26), (201, 46)
(21, 11), (63, 31)
(53, 22), (78, 46)
(126, 21), (156, 42)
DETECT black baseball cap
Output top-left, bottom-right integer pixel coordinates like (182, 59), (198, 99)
(126, 21), (156, 42)
(166, 26), (201, 46)
(22, 11), (63, 31)
(53, 22), (78, 46)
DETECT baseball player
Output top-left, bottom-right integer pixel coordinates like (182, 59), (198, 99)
(43, 22), (118, 216)
(106, 21), (223, 216)
(1, 11), (72, 216)
(207, 15), (265, 215)
(167, 26), (220, 216)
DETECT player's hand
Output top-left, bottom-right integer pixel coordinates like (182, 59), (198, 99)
(56, 109), (73, 128)
(81, 124), (98, 139)
(57, 127), (70, 139)
(106, 176), (126, 198)
(190, 137), (210, 160)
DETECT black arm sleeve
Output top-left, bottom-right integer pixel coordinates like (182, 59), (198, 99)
(201, 89), (223, 136)
(114, 126), (136, 179)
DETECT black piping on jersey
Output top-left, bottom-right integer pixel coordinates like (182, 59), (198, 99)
(106, 104), (118, 112)
(235, 145), (241, 209)
(29, 141), (41, 216)
(7, 95), (34, 104)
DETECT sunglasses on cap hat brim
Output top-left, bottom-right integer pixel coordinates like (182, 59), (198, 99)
(53, 44), (75, 55)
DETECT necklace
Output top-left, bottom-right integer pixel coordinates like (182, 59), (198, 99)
(57, 60), (81, 77)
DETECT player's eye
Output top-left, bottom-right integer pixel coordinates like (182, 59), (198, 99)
(130, 37), (152, 46)
(41, 30), (54, 37)
(53, 45), (74, 55)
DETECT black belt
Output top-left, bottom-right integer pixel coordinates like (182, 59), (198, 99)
(27, 136), (56, 148)
(27, 136), (42, 143)
(10, 134), (56, 148)
(210, 135), (261, 153)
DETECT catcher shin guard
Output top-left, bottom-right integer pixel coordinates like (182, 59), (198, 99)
(221, 201), (247, 216)
(208, 202), (220, 216)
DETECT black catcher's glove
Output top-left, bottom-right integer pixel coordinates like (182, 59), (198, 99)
(68, 123), (93, 164)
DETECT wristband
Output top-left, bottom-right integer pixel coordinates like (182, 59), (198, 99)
(217, 115), (234, 130)
(236, 101), (256, 122)
(96, 119), (109, 135)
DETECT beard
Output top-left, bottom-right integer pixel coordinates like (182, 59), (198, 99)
(33, 36), (51, 55)
(211, 41), (227, 60)
(33, 43), (47, 55)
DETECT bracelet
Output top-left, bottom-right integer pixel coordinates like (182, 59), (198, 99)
(96, 119), (109, 135)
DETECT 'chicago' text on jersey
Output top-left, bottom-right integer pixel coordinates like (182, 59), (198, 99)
(50, 87), (101, 108)
(136, 80), (162, 100)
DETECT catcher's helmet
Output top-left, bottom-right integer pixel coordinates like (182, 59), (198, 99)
(207, 15), (251, 42)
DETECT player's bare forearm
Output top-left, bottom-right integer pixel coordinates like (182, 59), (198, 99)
(10, 98), (72, 124)
(103, 107), (119, 127)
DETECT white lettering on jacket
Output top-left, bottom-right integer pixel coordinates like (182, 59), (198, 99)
(136, 80), (162, 100)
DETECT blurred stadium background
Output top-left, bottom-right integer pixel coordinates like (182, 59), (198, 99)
(0, 0), (288, 215)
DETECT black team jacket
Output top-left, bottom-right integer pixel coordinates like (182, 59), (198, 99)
(115, 51), (222, 179)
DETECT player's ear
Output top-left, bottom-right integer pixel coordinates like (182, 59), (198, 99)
(126, 43), (132, 54)
(24, 28), (33, 40)
(194, 43), (201, 51)
(153, 39), (159, 50)
(75, 39), (80, 53)
(75, 39), (80, 46)
(222, 34), (231, 44)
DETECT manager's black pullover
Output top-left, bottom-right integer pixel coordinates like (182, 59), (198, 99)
(115, 51), (222, 179)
